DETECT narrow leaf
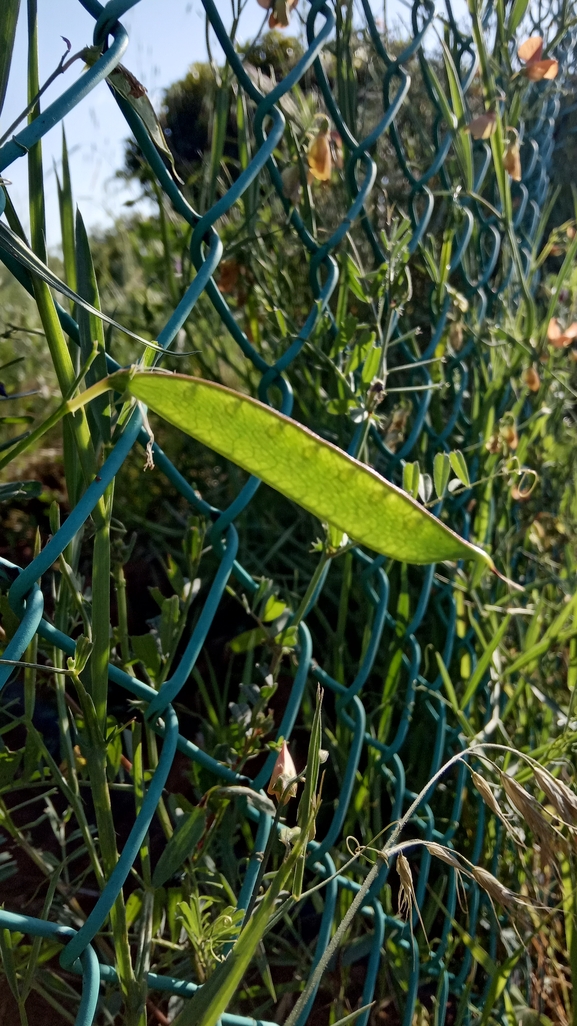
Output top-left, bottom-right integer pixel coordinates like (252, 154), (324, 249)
(0, 221), (181, 354)
(449, 450), (470, 488)
(433, 452), (451, 498)
(152, 806), (207, 888)
(460, 615), (511, 708)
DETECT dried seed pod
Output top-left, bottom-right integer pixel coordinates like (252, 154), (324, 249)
(532, 765), (577, 826)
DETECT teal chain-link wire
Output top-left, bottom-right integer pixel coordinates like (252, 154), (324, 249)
(0, 1), (572, 1023)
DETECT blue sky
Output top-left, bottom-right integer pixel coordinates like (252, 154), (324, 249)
(1, 0), (467, 245)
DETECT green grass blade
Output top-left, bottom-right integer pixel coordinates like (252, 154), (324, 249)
(0, 0), (20, 118)
(75, 209), (110, 443)
(440, 42), (473, 190)
(459, 614), (511, 708)
(56, 126), (77, 292)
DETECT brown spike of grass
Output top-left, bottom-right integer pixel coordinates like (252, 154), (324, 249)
(500, 772), (558, 866)
(532, 765), (577, 827)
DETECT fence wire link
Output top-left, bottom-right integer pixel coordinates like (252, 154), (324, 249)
(0, 1), (572, 1024)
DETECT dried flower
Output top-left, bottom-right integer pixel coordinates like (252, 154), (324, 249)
(267, 740), (298, 802)
(308, 117), (332, 181)
(466, 111), (497, 140)
(547, 318), (577, 348)
(281, 164), (302, 205)
(522, 365), (540, 391)
(518, 35), (558, 80)
(268, 0), (298, 29)
(500, 421), (518, 451)
(503, 138), (522, 181)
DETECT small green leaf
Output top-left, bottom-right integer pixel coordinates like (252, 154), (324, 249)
(326, 398), (357, 416)
(0, 749), (23, 789)
(274, 625), (298, 648)
(361, 343), (382, 384)
(125, 889), (143, 929)
(433, 452), (451, 499)
(403, 461), (420, 499)
(449, 450), (470, 488)
(130, 633), (162, 680)
(152, 806), (207, 887)
(229, 627), (268, 653)
(261, 596), (286, 623)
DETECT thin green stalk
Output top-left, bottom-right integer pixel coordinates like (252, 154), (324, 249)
(69, 669), (140, 1023)
(88, 478), (114, 732)
(133, 722), (152, 1007)
(112, 561), (134, 674)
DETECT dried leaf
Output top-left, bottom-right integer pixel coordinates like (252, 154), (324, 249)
(466, 112), (497, 140)
(81, 47), (182, 181)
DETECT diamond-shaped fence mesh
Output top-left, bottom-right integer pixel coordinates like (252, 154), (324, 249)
(0, 1), (573, 1024)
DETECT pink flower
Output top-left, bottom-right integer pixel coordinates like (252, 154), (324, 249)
(267, 740), (298, 803)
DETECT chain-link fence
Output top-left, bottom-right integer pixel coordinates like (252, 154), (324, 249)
(0, 0), (574, 1024)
